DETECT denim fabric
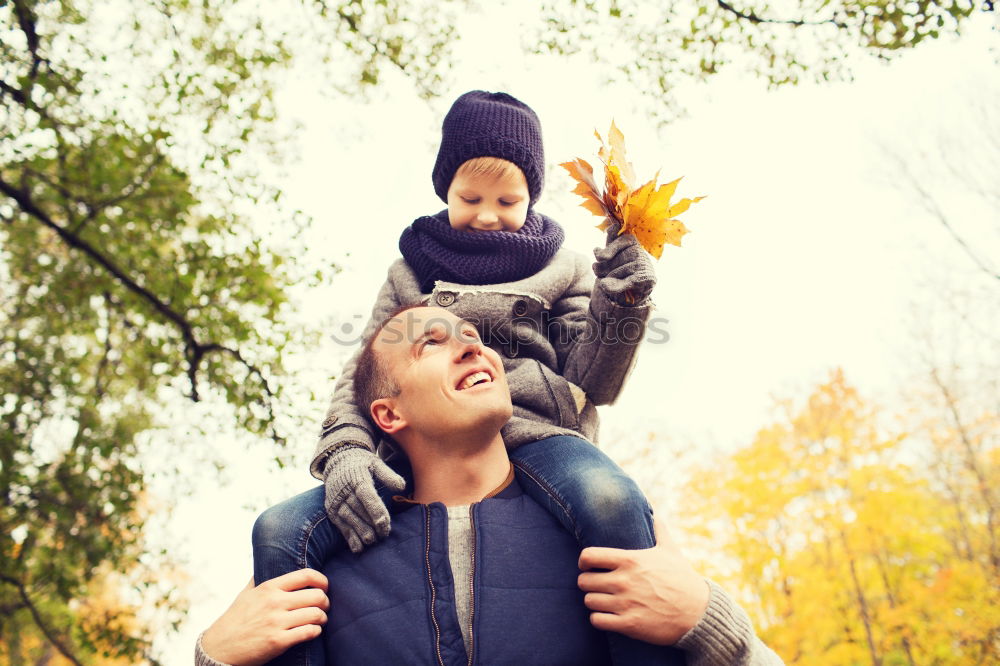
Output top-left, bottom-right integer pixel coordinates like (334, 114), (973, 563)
(512, 435), (682, 665)
(252, 477), (402, 666)
(254, 436), (677, 665)
(251, 486), (331, 666)
(509, 435), (655, 549)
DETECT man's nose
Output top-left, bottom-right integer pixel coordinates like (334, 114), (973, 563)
(455, 336), (483, 361)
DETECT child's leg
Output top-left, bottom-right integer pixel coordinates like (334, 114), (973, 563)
(251, 486), (335, 666)
(510, 435), (685, 666)
(509, 435), (654, 549)
(253, 447), (412, 582)
(250, 463), (408, 666)
(251, 485), (337, 584)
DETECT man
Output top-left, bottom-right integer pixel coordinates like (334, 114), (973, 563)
(197, 306), (783, 665)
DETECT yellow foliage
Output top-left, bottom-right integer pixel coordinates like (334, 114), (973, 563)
(560, 122), (705, 259)
(683, 370), (1000, 664)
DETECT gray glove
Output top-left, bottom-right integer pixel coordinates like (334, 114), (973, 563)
(323, 445), (407, 553)
(593, 222), (657, 305)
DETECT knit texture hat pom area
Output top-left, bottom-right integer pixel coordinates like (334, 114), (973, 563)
(432, 91), (545, 206)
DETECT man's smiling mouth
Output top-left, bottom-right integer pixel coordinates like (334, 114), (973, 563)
(457, 370), (493, 390)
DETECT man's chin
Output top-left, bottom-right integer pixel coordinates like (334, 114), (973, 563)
(445, 406), (512, 442)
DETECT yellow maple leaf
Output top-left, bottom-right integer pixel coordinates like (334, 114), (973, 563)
(560, 122), (706, 259)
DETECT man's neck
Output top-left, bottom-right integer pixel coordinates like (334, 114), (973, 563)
(408, 433), (511, 506)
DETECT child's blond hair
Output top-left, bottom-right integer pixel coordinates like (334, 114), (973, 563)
(454, 157), (524, 184)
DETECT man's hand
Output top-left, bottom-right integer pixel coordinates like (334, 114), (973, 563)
(577, 519), (710, 645)
(201, 569), (330, 666)
(324, 445), (407, 553)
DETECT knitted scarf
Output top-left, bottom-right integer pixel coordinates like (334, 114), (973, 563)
(399, 209), (565, 292)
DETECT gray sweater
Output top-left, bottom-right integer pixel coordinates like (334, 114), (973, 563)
(311, 248), (653, 477)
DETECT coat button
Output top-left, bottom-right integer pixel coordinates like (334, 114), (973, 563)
(322, 416), (338, 429)
(435, 291), (455, 307)
(512, 299), (528, 316)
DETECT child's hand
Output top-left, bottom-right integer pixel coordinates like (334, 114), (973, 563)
(322, 445), (407, 553)
(593, 222), (657, 306)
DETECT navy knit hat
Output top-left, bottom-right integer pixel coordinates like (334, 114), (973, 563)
(432, 91), (545, 205)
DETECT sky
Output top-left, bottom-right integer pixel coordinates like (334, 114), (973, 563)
(163, 8), (999, 663)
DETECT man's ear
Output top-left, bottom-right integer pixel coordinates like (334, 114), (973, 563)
(371, 398), (407, 435)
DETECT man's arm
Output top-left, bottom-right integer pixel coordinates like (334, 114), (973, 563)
(196, 569), (329, 666)
(577, 520), (784, 666)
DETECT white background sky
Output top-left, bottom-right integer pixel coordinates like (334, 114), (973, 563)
(162, 8), (999, 662)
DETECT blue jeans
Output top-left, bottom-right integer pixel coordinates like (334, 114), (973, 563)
(511, 436), (683, 665)
(251, 474), (402, 666)
(251, 486), (337, 666)
(252, 436), (679, 665)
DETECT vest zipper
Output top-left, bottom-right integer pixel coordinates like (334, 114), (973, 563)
(467, 505), (477, 666)
(425, 506), (445, 666)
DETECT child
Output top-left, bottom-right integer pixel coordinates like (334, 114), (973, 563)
(253, 91), (668, 664)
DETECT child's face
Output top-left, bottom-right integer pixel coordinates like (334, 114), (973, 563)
(446, 169), (530, 232)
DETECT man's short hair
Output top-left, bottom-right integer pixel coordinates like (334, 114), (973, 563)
(353, 304), (424, 427)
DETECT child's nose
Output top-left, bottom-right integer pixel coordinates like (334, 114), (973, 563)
(476, 209), (498, 223)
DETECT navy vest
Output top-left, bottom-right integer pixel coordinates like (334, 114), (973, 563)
(321, 481), (611, 665)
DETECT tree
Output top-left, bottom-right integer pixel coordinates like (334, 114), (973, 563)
(885, 68), (1000, 606)
(534, 0), (992, 121)
(0, 0), (461, 660)
(683, 371), (999, 664)
(881, 71), (1000, 283)
(2, 0), (993, 660)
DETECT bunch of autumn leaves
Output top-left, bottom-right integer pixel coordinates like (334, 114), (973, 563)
(561, 122), (704, 259)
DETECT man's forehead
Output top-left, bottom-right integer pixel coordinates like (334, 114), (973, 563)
(374, 306), (462, 350)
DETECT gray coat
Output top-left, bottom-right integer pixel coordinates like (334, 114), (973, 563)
(310, 248), (653, 478)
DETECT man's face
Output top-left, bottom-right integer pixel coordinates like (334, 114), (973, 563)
(372, 307), (512, 443)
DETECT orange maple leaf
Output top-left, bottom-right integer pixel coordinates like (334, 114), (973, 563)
(559, 121), (705, 259)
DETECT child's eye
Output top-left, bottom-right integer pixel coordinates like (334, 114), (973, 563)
(462, 197), (481, 204)
(499, 200), (518, 207)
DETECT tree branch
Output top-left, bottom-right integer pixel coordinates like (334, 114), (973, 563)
(3, 175), (198, 400)
(0, 574), (84, 666)
(716, 0), (848, 29)
(23, 167), (84, 227)
(0, 176), (198, 344)
(11, 0), (44, 79)
(891, 150), (1000, 282)
(331, 4), (415, 80)
(95, 152), (166, 211)
(0, 78), (29, 106)
(94, 293), (115, 400)
(928, 367), (1000, 571)
(198, 342), (281, 442)
(1, 175), (281, 428)
(63, 151), (168, 234)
